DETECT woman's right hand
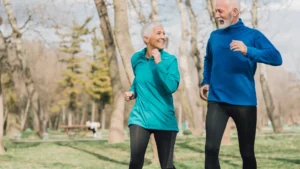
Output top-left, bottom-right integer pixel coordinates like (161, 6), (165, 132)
(124, 91), (135, 102)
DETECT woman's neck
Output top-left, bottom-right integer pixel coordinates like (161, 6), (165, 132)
(146, 46), (154, 59)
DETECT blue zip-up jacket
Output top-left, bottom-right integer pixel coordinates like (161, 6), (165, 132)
(201, 19), (282, 106)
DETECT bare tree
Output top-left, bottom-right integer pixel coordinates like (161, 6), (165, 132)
(206, 0), (218, 28)
(251, 0), (283, 132)
(94, 0), (127, 143)
(186, 0), (202, 85)
(0, 76), (5, 153)
(129, 0), (147, 24)
(0, 16), (9, 153)
(113, 0), (135, 83)
(177, 0), (203, 135)
(3, 0), (42, 137)
(150, 0), (159, 22)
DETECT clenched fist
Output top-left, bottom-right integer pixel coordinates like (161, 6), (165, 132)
(230, 40), (247, 56)
(152, 49), (161, 64)
(124, 91), (135, 102)
(200, 84), (209, 101)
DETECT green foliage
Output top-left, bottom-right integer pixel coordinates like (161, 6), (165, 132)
(56, 17), (92, 111)
(183, 129), (192, 135)
(85, 29), (112, 104)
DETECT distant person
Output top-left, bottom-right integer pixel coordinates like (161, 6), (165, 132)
(124, 21), (180, 169)
(199, 0), (282, 169)
(86, 121), (100, 137)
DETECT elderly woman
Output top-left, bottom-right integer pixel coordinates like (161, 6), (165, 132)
(124, 22), (180, 169)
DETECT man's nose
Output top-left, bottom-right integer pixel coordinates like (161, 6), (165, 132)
(215, 11), (220, 18)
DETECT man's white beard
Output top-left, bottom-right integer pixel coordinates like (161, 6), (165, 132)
(217, 13), (233, 29)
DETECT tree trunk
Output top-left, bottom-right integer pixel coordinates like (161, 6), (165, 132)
(6, 110), (21, 138)
(177, 0), (203, 135)
(62, 106), (66, 125)
(130, 0), (146, 24)
(0, 75), (6, 154)
(176, 100), (183, 136)
(150, 0), (159, 22)
(32, 110), (40, 136)
(101, 107), (106, 130)
(94, 0), (127, 143)
(251, 0), (283, 132)
(40, 108), (48, 134)
(206, 0), (218, 28)
(259, 67), (283, 132)
(21, 99), (30, 131)
(32, 94), (42, 136)
(113, 0), (135, 83)
(255, 65), (266, 133)
(108, 91), (125, 143)
(4, 0), (40, 136)
(68, 111), (72, 126)
(186, 0), (202, 85)
(80, 106), (87, 125)
(91, 101), (96, 122)
(54, 114), (60, 130)
(0, 18), (8, 153)
(185, 0), (204, 134)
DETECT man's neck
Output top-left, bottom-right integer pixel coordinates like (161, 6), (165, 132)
(231, 17), (239, 25)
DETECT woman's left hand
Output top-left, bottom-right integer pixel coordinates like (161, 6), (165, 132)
(152, 49), (161, 64)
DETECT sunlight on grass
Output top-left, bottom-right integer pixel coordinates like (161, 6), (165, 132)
(0, 134), (299, 169)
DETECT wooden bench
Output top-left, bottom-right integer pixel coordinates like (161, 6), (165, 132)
(59, 125), (89, 136)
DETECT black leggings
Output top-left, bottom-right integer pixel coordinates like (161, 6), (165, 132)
(129, 124), (177, 169)
(205, 101), (257, 169)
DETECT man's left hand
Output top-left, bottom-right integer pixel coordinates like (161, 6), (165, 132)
(152, 49), (161, 64)
(230, 40), (247, 56)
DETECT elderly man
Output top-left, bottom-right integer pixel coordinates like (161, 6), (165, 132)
(199, 0), (282, 169)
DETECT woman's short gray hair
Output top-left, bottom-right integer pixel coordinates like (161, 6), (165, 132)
(141, 22), (163, 38)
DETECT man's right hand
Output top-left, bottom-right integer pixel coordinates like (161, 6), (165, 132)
(200, 84), (209, 101)
(124, 91), (135, 102)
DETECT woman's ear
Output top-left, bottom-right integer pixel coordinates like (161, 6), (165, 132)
(143, 36), (149, 44)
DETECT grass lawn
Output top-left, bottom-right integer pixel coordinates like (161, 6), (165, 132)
(0, 131), (299, 169)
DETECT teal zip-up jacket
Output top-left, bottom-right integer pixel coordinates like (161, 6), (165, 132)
(128, 48), (180, 131)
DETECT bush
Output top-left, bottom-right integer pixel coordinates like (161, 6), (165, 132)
(183, 129), (192, 135)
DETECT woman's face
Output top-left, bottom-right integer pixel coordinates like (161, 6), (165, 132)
(145, 26), (166, 50)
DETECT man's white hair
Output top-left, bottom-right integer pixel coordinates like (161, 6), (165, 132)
(141, 22), (162, 38)
(231, 0), (241, 11)
(215, 0), (241, 11)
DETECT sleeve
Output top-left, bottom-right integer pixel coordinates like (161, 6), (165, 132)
(156, 58), (180, 94)
(246, 30), (282, 66)
(201, 37), (212, 86)
(129, 78), (137, 97)
(129, 55), (137, 97)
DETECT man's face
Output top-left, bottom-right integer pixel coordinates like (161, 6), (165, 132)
(144, 26), (166, 50)
(215, 0), (233, 29)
